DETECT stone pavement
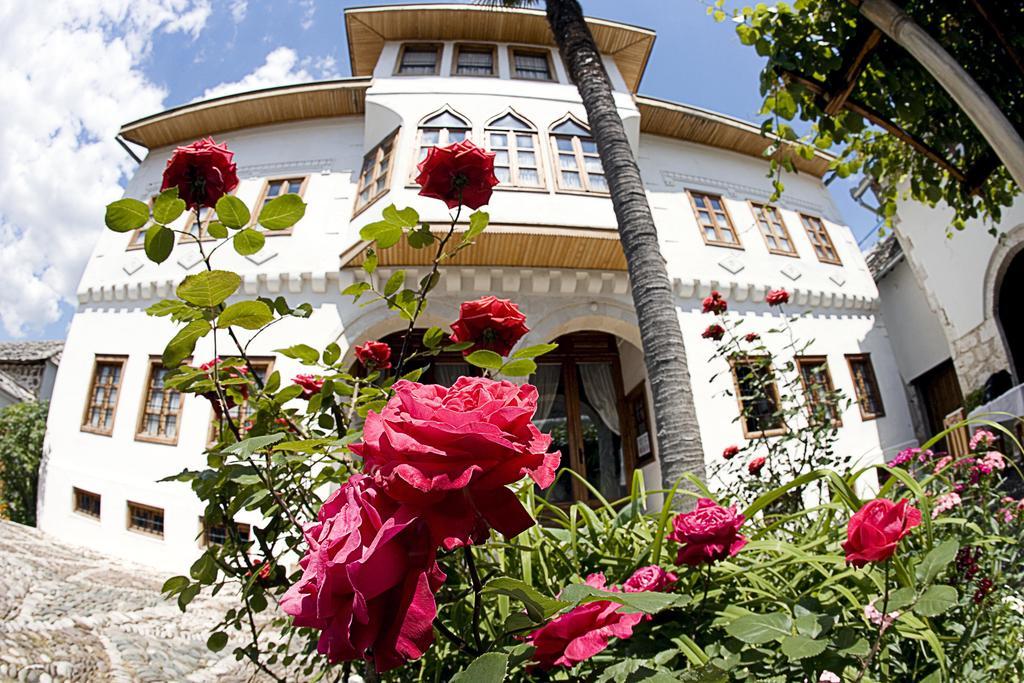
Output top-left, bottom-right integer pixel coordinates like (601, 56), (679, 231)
(0, 520), (277, 683)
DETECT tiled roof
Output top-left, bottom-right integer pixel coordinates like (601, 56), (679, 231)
(0, 341), (64, 363)
(864, 234), (903, 280)
(0, 369), (34, 403)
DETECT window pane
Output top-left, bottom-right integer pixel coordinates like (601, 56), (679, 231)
(533, 366), (572, 504)
(495, 167), (512, 183)
(555, 137), (574, 152)
(456, 48), (493, 75)
(589, 174), (607, 192)
(584, 156), (603, 173)
(562, 171), (582, 188)
(489, 132), (508, 147)
(494, 150), (509, 166)
(399, 46), (438, 74)
(519, 169), (540, 186)
(513, 51), (551, 79)
(558, 154), (578, 170)
(517, 151), (536, 167)
(516, 134), (534, 148)
(580, 139), (598, 154)
(489, 113), (532, 131)
(577, 363), (626, 500)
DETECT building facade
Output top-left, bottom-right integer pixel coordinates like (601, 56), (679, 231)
(38, 3), (916, 571)
(0, 341), (62, 407)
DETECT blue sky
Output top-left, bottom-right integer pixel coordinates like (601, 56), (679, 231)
(0, 0), (880, 342)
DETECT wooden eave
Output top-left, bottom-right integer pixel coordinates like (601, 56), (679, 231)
(636, 95), (834, 178)
(342, 224), (627, 271)
(344, 3), (655, 93)
(119, 78), (372, 149)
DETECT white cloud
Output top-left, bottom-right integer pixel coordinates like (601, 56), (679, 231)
(198, 47), (339, 101)
(0, 1), (211, 337)
(229, 0), (248, 23)
(297, 0), (315, 30)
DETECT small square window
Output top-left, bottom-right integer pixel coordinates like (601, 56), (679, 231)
(510, 48), (553, 81)
(453, 44), (495, 76)
(127, 501), (165, 537)
(201, 517), (251, 547)
(396, 44), (441, 75)
(800, 214), (841, 265)
(731, 356), (786, 438)
(73, 487), (101, 518)
(690, 192), (741, 248)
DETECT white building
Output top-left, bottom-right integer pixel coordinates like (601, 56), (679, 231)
(38, 3), (916, 571)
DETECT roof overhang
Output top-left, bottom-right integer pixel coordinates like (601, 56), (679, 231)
(119, 78), (371, 149)
(636, 95), (835, 178)
(344, 3), (655, 92)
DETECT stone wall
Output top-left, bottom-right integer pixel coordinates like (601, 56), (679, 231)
(0, 361), (45, 398)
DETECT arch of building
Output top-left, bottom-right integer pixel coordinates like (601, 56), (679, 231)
(982, 221), (1024, 383)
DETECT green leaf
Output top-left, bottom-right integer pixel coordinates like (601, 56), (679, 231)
(223, 433), (285, 458)
(382, 204), (419, 228)
(342, 281), (372, 301)
(162, 320), (211, 367)
(363, 248), (378, 274)
(780, 634), (826, 661)
(423, 327), (445, 349)
(886, 587), (917, 612)
(258, 194), (306, 230)
(177, 270), (242, 308)
(276, 344), (320, 364)
(499, 359), (536, 377)
(161, 575), (190, 596)
(483, 577), (568, 622)
(206, 221), (229, 239)
(466, 350), (503, 370)
(914, 585), (958, 617)
(323, 342), (341, 366)
(144, 224), (174, 264)
(360, 220), (403, 249)
(217, 301), (274, 330)
(464, 210), (490, 241)
(215, 195), (250, 229)
(384, 270), (405, 297)
(146, 299), (201, 322)
(153, 188), (186, 224)
(513, 343), (558, 359)
(451, 652), (508, 683)
(206, 631), (229, 653)
(177, 583), (200, 612)
(725, 613), (793, 644)
(408, 226), (434, 248)
(232, 228), (265, 256)
(559, 584), (682, 615)
(916, 539), (959, 584)
(105, 198), (149, 232)
(190, 552), (218, 585)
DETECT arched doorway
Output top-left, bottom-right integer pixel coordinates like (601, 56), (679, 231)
(998, 250), (1024, 381)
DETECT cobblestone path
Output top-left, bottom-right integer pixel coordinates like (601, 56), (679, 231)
(0, 520), (276, 682)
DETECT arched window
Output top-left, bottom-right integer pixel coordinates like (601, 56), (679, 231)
(485, 111), (544, 189)
(549, 117), (607, 193)
(415, 109), (471, 166)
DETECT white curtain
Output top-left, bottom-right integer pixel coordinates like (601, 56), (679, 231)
(579, 362), (621, 434)
(533, 364), (561, 422)
(434, 363), (470, 387)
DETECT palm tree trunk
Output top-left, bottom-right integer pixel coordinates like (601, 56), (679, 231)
(545, 0), (706, 490)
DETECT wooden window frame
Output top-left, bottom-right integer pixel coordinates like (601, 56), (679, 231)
(626, 381), (656, 468)
(249, 176), (309, 236)
(729, 355), (787, 438)
(200, 516), (251, 547)
(800, 213), (842, 265)
(73, 487), (101, 519)
(135, 356), (186, 445)
(485, 117), (546, 191)
(81, 355), (127, 436)
(208, 357), (276, 444)
(126, 501), (165, 537)
(749, 202), (798, 257)
(846, 353), (886, 420)
(394, 43), (443, 76)
(451, 43), (497, 77)
(410, 111), (472, 182)
(508, 46), (556, 82)
(550, 121), (608, 195)
(689, 191), (743, 249)
(795, 356), (843, 427)
(354, 128), (399, 217)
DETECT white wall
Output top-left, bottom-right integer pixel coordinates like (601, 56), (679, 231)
(875, 256), (950, 383)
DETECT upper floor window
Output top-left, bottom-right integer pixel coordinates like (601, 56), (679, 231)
(751, 203), (797, 256)
(730, 356), (786, 438)
(486, 112), (543, 189)
(800, 214), (841, 265)
(82, 355), (126, 436)
(396, 43), (442, 75)
(453, 44), (496, 77)
(415, 110), (471, 167)
(253, 177), (307, 235)
(136, 357), (184, 445)
(355, 129), (398, 216)
(510, 47), (554, 81)
(550, 118), (606, 193)
(689, 191), (741, 248)
(796, 356), (841, 426)
(846, 354), (885, 420)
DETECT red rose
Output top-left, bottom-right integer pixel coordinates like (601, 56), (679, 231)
(349, 377), (561, 550)
(668, 498), (747, 566)
(623, 565), (678, 593)
(766, 288), (790, 306)
(449, 296), (529, 357)
(701, 324), (725, 341)
(280, 474), (445, 673)
(722, 445), (739, 460)
(744, 332), (760, 342)
(527, 574), (643, 670)
(842, 498), (922, 567)
(748, 456), (766, 475)
(293, 374), (324, 400)
(355, 340), (392, 371)
(161, 137), (239, 210)
(415, 139), (499, 210)
(702, 290), (728, 315)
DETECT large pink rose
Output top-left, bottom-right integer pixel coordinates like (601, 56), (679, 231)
(449, 296), (530, 357)
(842, 498), (921, 567)
(528, 574), (643, 670)
(668, 498), (748, 566)
(280, 474), (445, 673)
(623, 565), (678, 593)
(350, 376), (561, 550)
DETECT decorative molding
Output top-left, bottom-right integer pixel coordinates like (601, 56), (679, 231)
(659, 170), (840, 222)
(177, 252), (203, 270)
(143, 158), (336, 194)
(829, 272), (848, 287)
(246, 250), (278, 266)
(122, 258), (143, 276)
(781, 263), (803, 281)
(718, 256), (745, 275)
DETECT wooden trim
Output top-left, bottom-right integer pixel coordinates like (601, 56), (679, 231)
(549, 120), (609, 195)
(799, 213), (842, 265)
(508, 46), (556, 82)
(248, 175), (309, 235)
(451, 43), (498, 78)
(126, 500), (165, 537)
(846, 353), (886, 421)
(393, 42), (443, 76)
(134, 356), (185, 446)
(729, 356), (787, 438)
(353, 128), (400, 218)
(485, 125), (547, 191)
(688, 190), (743, 249)
(81, 355), (127, 436)
(795, 355), (843, 427)
(72, 487), (101, 519)
(748, 201), (798, 257)
(626, 381), (656, 467)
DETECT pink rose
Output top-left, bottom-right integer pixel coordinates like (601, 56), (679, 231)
(528, 574), (643, 670)
(701, 324), (725, 341)
(766, 288), (790, 306)
(161, 137), (239, 210)
(722, 445), (739, 460)
(280, 474), (445, 673)
(355, 340), (392, 371)
(449, 296), (529, 357)
(702, 290), (728, 315)
(350, 377), (561, 550)
(842, 498), (921, 567)
(668, 498), (748, 566)
(623, 566), (678, 593)
(293, 374), (324, 400)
